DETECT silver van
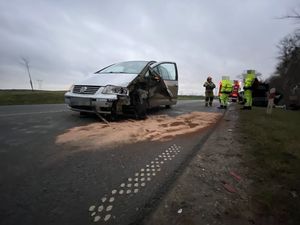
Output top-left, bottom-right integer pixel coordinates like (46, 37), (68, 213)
(65, 61), (178, 119)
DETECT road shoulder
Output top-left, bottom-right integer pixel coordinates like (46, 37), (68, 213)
(144, 106), (254, 225)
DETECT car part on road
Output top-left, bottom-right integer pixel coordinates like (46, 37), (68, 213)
(94, 110), (110, 125)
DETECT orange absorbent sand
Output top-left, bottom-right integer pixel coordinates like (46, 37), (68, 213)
(56, 111), (221, 150)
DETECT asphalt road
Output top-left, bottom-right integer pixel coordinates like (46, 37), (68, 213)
(0, 100), (222, 225)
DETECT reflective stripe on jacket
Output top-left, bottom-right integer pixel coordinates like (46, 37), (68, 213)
(220, 80), (233, 93)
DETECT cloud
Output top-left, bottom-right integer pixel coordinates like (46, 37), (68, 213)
(0, 0), (299, 94)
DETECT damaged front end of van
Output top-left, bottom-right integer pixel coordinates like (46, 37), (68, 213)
(64, 61), (178, 119)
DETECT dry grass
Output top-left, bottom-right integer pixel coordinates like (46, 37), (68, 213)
(0, 89), (66, 105)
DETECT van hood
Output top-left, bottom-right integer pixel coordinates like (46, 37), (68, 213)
(75, 73), (138, 87)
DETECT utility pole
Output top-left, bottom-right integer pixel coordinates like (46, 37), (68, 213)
(21, 57), (34, 91)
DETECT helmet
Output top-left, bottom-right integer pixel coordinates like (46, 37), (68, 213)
(207, 76), (212, 81)
(247, 70), (255, 74)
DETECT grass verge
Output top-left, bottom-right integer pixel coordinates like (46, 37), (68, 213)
(239, 107), (300, 224)
(177, 95), (205, 100)
(0, 90), (66, 105)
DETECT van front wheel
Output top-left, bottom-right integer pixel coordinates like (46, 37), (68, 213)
(135, 102), (147, 120)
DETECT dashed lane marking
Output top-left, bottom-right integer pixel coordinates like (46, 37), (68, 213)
(88, 144), (182, 223)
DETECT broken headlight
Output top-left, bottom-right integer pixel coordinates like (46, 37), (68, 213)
(102, 85), (129, 95)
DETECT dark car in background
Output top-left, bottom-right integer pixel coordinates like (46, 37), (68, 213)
(239, 82), (269, 106)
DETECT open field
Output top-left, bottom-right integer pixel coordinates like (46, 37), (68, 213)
(0, 90), (205, 105)
(0, 90), (66, 105)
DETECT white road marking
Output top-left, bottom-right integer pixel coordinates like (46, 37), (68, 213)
(94, 216), (101, 222)
(98, 205), (104, 212)
(106, 205), (113, 211)
(104, 214), (111, 221)
(89, 205), (96, 211)
(89, 144), (182, 223)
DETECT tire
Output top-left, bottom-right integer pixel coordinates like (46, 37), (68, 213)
(135, 102), (147, 120)
(110, 102), (118, 121)
(79, 111), (89, 116)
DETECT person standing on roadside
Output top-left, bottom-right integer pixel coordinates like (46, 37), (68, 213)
(218, 76), (233, 109)
(203, 76), (216, 107)
(241, 70), (256, 110)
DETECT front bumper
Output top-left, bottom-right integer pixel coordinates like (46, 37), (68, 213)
(64, 92), (130, 114)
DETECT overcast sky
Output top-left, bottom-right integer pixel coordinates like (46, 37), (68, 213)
(0, 0), (299, 94)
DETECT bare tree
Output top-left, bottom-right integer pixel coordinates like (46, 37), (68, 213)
(281, 9), (300, 21)
(20, 57), (34, 91)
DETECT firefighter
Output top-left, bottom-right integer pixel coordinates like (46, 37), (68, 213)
(203, 76), (216, 106)
(242, 70), (256, 110)
(218, 76), (233, 109)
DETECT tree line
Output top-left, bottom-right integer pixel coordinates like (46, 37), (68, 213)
(268, 10), (300, 106)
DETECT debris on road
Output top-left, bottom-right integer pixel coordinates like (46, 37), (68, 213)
(229, 171), (242, 181)
(290, 191), (298, 198)
(222, 182), (237, 193)
(95, 111), (110, 125)
(56, 112), (221, 150)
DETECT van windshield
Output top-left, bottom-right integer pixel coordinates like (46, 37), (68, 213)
(96, 61), (148, 74)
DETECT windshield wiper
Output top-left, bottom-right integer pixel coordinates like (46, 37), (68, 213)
(98, 71), (134, 74)
(107, 71), (127, 73)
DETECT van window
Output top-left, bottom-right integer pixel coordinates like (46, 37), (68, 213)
(154, 63), (177, 80)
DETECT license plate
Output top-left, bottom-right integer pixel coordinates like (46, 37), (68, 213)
(70, 97), (91, 106)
